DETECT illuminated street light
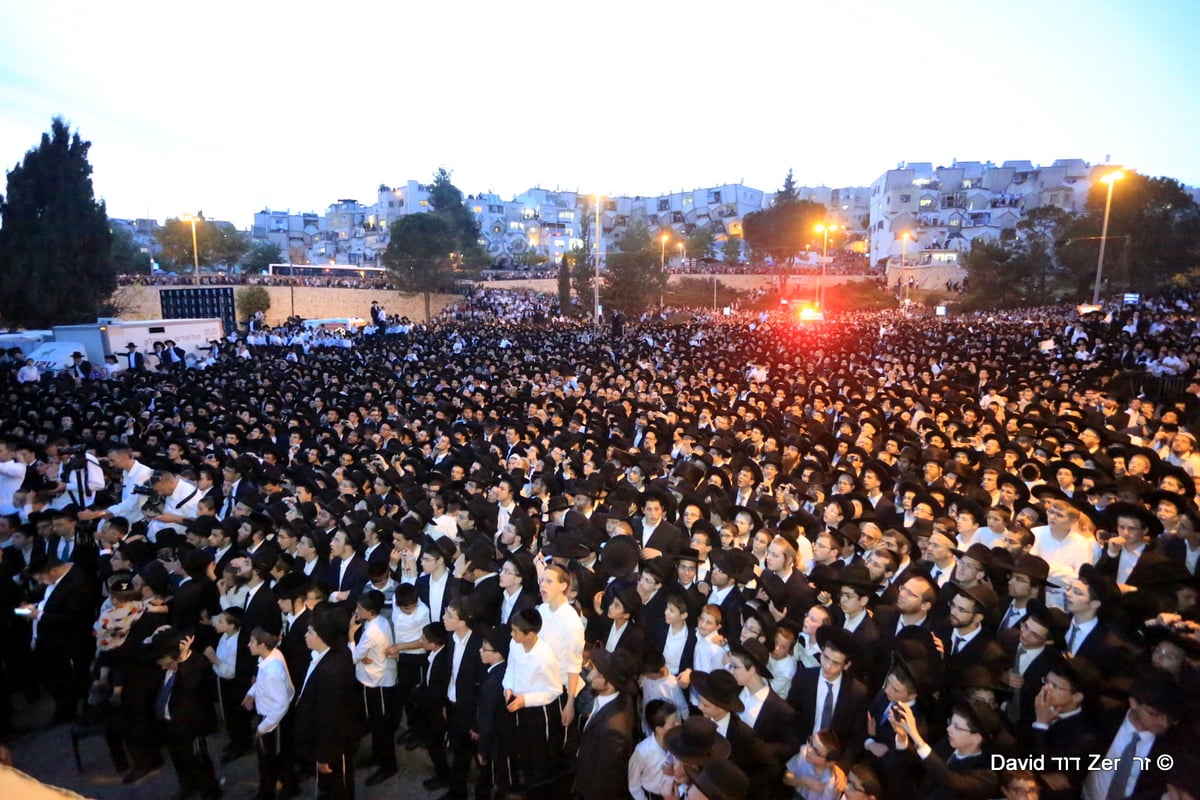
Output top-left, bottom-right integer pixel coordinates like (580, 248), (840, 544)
(814, 223), (840, 309)
(1093, 170), (1124, 304)
(593, 194), (602, 322)
(180, 214), (201, 286)
(660, 232), (670, 307)
(901, 231), (911, 303)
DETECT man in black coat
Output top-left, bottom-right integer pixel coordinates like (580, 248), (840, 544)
(20, 557), (93, 722)
(328, 528), (369, 612)
(632, 491), (686, 557)
(151, 629), (222, 800)
(574, 649), (638, 800)
(436, 601), (484, 800)
(291, 605), (365, 800)
(472, 627), (513, 800)
(785, 626), (869, 767)
(889, 698), (1002, 800)
(230, 555), (283, 760)
(691, 669), (780, 799)
(1026, 654), (1100, 800)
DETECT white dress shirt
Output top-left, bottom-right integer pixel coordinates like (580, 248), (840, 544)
(663, 625), (689, 675)
(212, 632), (239, 679)
(1082, 713), (1156, 800)
(737, 683), (770, 728)
(536, 600), (585, 689)
(352, 615), (397, 687)
(502, 636), (563, 708)
(447, 631), (471, 702)
(247, 648), (294, 733)
(812, 673), (843, 736)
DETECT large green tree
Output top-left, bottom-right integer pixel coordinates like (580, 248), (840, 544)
(721, 235), (742, 264)
(428, 167), (488, 267)
(382, 212), (461, 320)
(742, 173), (827, 280)
(242, 239), (284, 274)
(155, 216), (248, 273)
(0, 118), (115, 326)
(961, 237), (1040, 309)
(602, 220), (668, 312)
(686, 225), (716, 261)
(1057, 173), (1200, 296)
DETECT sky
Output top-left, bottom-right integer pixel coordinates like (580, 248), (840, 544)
(1, 0), (1198, 227)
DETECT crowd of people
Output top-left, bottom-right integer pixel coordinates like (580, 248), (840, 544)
(1, 286), (1200, 800)
(118, 273), (396, 290)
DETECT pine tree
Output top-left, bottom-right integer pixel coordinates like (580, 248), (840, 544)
(0, 118), (115, 327)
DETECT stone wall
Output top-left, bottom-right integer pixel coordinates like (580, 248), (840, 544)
(111, 285), (458, 327)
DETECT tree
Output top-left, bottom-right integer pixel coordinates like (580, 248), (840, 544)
(428, 167), (488, 267)
(742, 198), (827, 275)
(0, 118), (115, 327)
(236, 285), (271, 322)
(382, 212), (460, 320)
(242, 240), (284, 274)
(721, 235), (742, 264)
(775, 168), (799, 204)
(110, 224), (152, 274)
(960, 237), (1037, 309)
(686, 226), (716, 261)
(154, 216), (248, 273)
(602, 220), (668, 312)
(1058, 173), (1200, 296)
(557, 257), (573, 315)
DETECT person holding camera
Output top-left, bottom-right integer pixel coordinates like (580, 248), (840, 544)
(49, 440), (105, 511)
(144, 470), (202, 544)
(78, 445), (154, 527)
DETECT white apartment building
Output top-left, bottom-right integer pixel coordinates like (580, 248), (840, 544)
(867, 159), (1097, 268)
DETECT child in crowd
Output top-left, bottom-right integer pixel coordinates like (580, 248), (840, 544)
(637, 651), (688, 737)
(784, 729), (845, 800)
(627, 699), (681, 800)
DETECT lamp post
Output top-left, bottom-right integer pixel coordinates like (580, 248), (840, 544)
(814, 223), (839, 309)
(181, 214), (201, 285)
(1093, 170), (1124, 304)
(901, 231), (911, 303)
(593, 194), (602, 323)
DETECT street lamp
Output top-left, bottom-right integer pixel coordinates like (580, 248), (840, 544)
(678, 242), (685, 267)
(180, 214), (201, 285)
(814, 223), (840, 309)
(593, 194), (602, 323)
(1093, 170), (1124, 304)
(901, 231), (911, 302)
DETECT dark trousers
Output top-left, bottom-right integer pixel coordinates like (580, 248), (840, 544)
(362, 684), (396, 770)
(314, 752), (355, 800)
(476, 750), (514, 800)
(393, 655), (424, 730)
(35, 642), (87, 721)
(513, 699), (563, 789)
(439, 703), (475, 798)
(166, 729), (220, 798)
(221, 675), (253, 750)
(255, 723), (282, 800)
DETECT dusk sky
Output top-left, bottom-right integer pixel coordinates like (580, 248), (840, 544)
(2, 1), (1197, 226)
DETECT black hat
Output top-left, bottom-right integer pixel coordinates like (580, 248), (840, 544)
(682, 761), (750, 800)
(690, 670), (744, 713)
(952, 542), (993, 569)
(1001, 553), (1050, 583)
(138, 560), (170, 596)
(815, 625), (859, 663)
(1103, 501), (1164, 537)
(310, 604), (351, 647)
(728, 640), (773, 680)
(546, 495), (571, 513)
(589, 648), (639, 694)
(953, 697), (1004, 743)
(663, 716), (731, 766)
(834, 562), (877, 594)
(951, 581), (998, 620)
(544, 531), (592, 560)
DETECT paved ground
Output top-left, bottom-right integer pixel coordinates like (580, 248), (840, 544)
(5, 694), (444, 799)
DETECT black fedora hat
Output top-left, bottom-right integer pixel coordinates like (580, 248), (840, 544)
(663, 716), (731, 766)
(1103, 501), (1164, 537)
(682, 761), (750, 800)
(690, 670), (744, 713)
(590, 648), (639, 695)
(728, 640), (773, 681)
(815, 625), (860, 664)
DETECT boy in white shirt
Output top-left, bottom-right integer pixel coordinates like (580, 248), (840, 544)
(349, 589), (398, 785)
(203, 607), (242, 737)
(784, 729), (844, 800)
(242, 628), (294, 800)
(628, 699), (681, 800)
(638, 652), (688, 737)
(503, 607), (564, 790)
(386, 583), (430, 747)
(688, 604), (730, 679)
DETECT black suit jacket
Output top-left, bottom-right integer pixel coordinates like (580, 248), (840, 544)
(759, 569), (816, 624)
(292, 646), (365, 763)
(633, 517), (686, 555)
(473, 661), (512, 758)
(914, 741), (998, 800)
(724, 714), (781, 798)
(574, 692), (637, 800)
(280, 609), (312, 689)
(463, 574), (504, 627)
(786, 667), (869, 766)
(171, 576), (220, 634)
(446, 630), (484, 729)
(752, 689), (800, 765)
(416, 572), (456, 620)
(329, 555), (369, 610)
(866, 692), (928, 800)
(33, 564), (93, 653)
(416, 646), (452, 732)
(164, 652), (218, 738)
(1028, 710), (1100, 799)
(236, 581), (283, 679)
(936, 624), (1008, 682)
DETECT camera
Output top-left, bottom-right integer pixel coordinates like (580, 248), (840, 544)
(132, 482), (158, 497)
(59, 444), (87, 456)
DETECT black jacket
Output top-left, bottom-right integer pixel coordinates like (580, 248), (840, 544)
(574, 692), (636, 800)
(291, 646), (365, 763)
(786, 667), (869, 766)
